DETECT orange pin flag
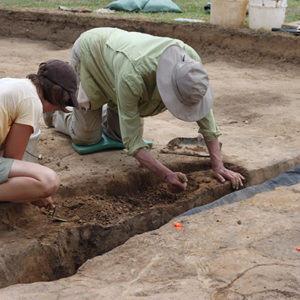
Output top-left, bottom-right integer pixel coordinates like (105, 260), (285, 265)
(296, 247), (300, 251)
(173, 222), (183, 229)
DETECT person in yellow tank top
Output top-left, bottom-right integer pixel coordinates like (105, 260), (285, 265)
(0, 60), (78, 210)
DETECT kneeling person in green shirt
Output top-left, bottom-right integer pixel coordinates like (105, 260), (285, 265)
(44, 27), (245, 193)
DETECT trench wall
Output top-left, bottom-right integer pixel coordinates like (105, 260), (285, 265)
(0, 8), (299, 65)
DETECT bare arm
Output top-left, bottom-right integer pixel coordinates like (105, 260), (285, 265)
(134, 148), (187, 193)
(205, 138), (245, 189)
(1, 124), (58, 210)
(4, 123), (33, 159)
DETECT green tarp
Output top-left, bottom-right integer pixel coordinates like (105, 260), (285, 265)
(106, 0), (148, 12)
(106, 0), (182, 13)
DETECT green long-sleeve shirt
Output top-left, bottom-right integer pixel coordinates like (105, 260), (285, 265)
(79, 27), (221, 155)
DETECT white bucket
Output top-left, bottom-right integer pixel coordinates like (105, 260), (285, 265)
(23, 128), (41, 162)
(210, 0), (248, 28)
(249, 0), (287, 30)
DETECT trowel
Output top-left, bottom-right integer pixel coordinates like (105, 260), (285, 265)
(160, 135), (222, 157)
(50, 205), (67, 222)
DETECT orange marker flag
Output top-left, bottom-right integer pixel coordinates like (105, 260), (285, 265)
(173, 222), (183, 229)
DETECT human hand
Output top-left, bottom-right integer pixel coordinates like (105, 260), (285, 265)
(213, 166), (245, 190)
(164, 172), (188, 193)
(31, 196), (54, 210)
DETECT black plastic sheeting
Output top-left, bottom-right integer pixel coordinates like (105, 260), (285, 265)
(180, 164), (300, 217)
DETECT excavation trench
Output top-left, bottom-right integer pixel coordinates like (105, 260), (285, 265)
(0, 161), (246, 288)
(0, 5), (300, 292)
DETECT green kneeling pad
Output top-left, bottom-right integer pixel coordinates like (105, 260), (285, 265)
(72, 133), (153, 155)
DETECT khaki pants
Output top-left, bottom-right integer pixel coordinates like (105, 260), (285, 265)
(45, 105), (122, 146)
(0, 157), (13, 184)
(44, 38), (143, 146)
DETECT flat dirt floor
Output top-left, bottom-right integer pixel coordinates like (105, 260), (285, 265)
(1, 34), (300, 284)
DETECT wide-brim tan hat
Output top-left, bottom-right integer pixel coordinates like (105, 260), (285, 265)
(157, 45), (213, 122)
